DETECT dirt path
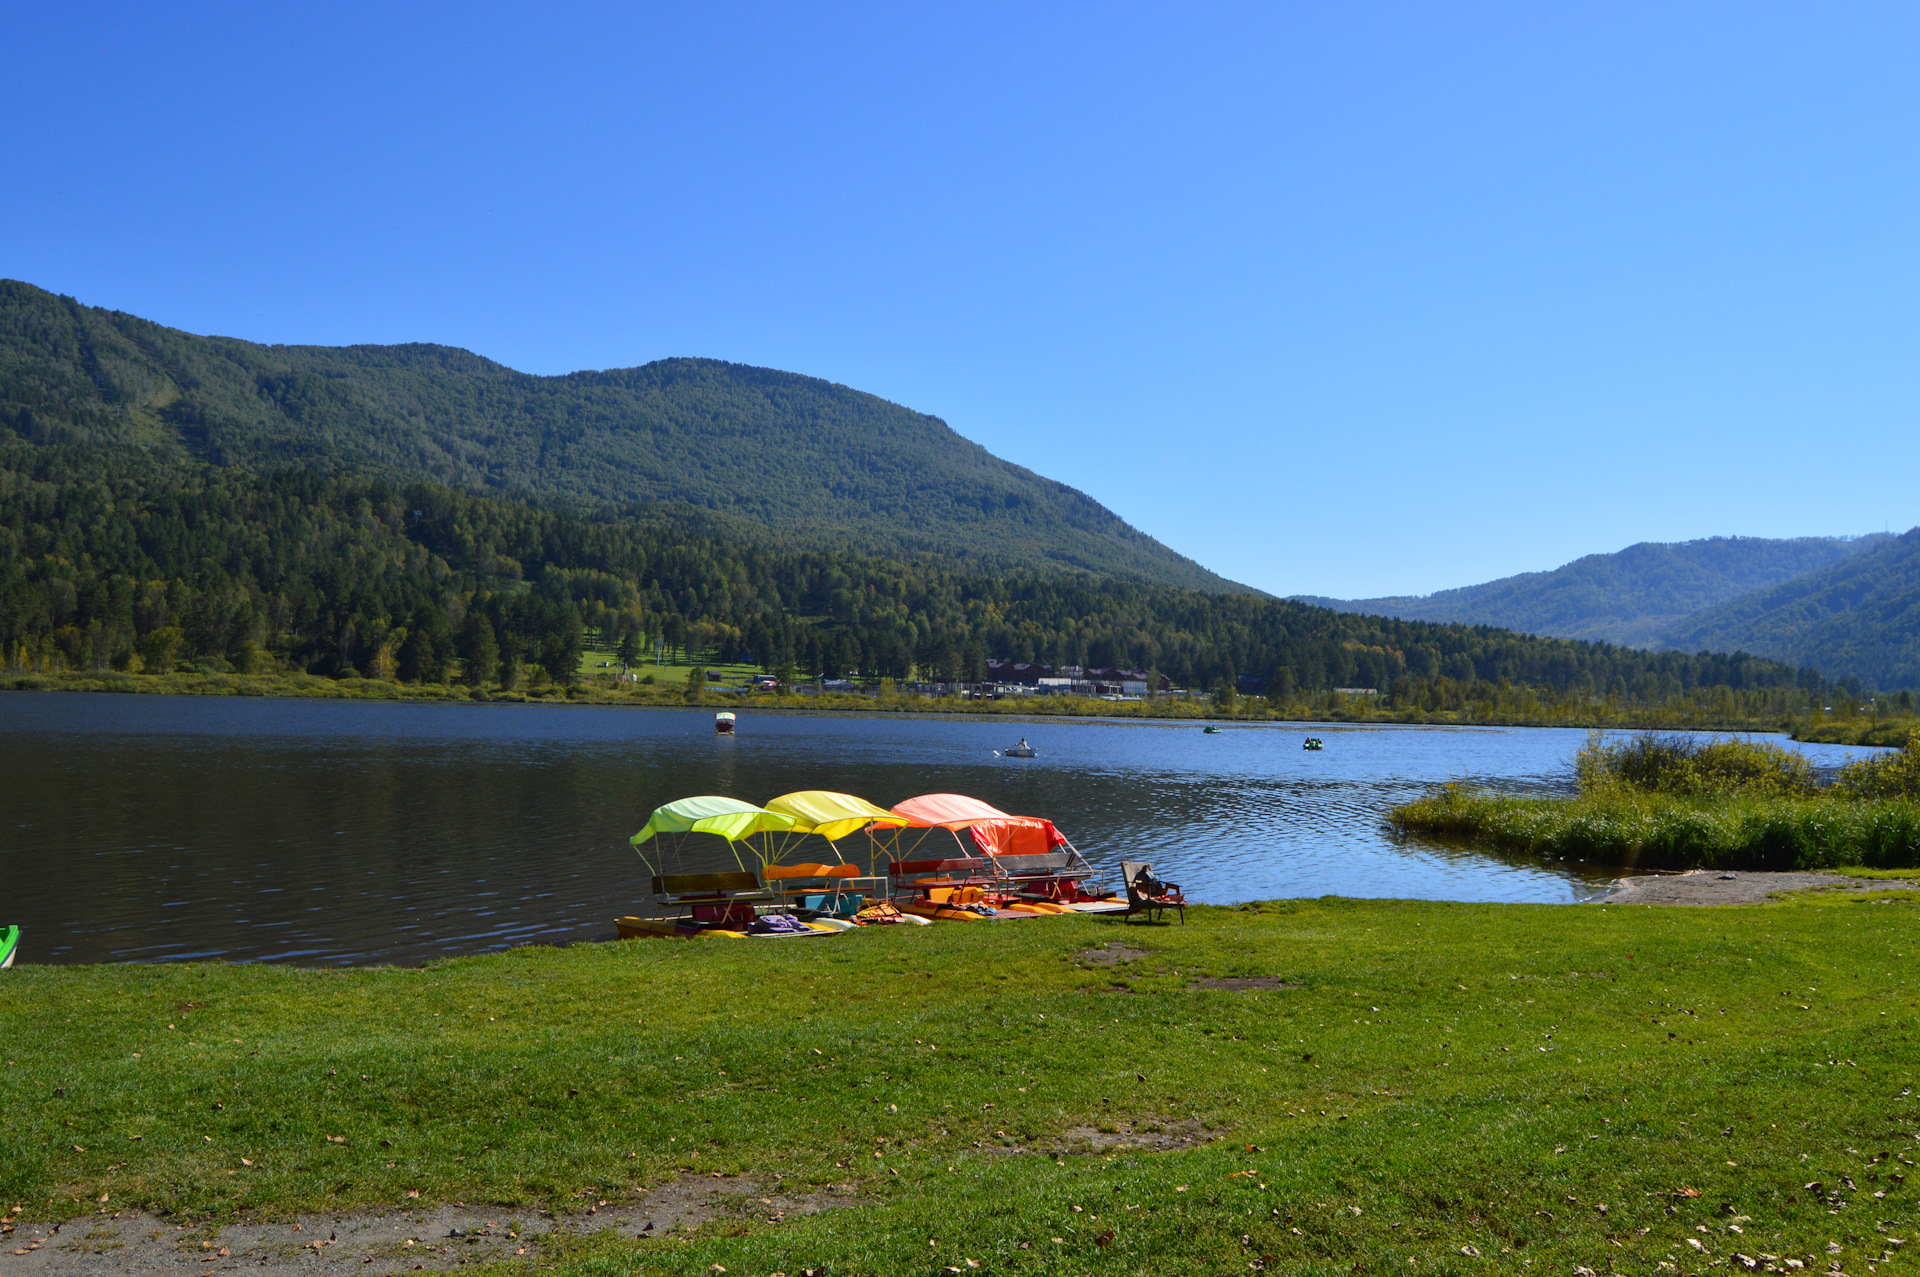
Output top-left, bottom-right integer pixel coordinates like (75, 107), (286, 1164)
(0, 1176), (857, 1276)
(1600, 869), (1920, 906)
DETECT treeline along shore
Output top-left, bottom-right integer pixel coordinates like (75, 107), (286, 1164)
(0, 443), (1874, 729)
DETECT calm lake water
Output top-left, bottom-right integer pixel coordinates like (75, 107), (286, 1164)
(0, 693), (1889, 966)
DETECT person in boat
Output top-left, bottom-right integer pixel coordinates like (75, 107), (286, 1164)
(1014, 738), (1030, 751)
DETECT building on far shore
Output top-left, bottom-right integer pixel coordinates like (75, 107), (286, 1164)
(1029, 665), (1158, 697)
(984, 660), (1053, 686)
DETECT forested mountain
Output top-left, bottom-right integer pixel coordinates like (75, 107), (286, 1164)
(1298, 535), (1881, 647)
(1658, 529), (1920, 691)
(0, 279), (1235, 591)
(0, 442), (1835, 707)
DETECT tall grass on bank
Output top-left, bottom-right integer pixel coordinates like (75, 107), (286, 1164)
(1393, 730), (1920, 870)
(1392, 783), (1920, 870)
(1794, 714), (1920, 747)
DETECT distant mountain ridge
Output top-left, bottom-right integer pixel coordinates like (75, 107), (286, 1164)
(1296, 535), (1883, 647)
(0, 279), (1240, 592)
(1661, 528), (1920, 691)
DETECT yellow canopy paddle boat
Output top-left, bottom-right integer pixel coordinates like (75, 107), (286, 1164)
(618, 796), (839, 939)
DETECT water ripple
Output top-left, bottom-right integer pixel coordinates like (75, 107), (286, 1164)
(0, 693), (1891, 966)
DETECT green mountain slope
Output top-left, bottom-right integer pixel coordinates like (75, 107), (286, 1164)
(1657, 528), (1920, 690)
(1296, 535), (1882, 646)
(0, 279), (1237, 591)
(1, 439), (1836, 714)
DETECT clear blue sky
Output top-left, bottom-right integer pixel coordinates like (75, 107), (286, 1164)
(4, 2), (1915, 597)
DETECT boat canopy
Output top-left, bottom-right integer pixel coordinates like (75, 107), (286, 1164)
(630, 796), (796, 846)
(968, 817), (1068, 858)
(890, 793), (1014, 829)
(889, 793), (1069, 858)
(766, 791), (907, 843)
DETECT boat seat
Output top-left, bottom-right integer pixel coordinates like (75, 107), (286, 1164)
(887, 856), (999, 903)
(888, 857), (996, 878)
(993, 851), (1081, 878)
(652, 871), (763, 898)
(762, 863), (880, 917)
(763, 863), (860, 880)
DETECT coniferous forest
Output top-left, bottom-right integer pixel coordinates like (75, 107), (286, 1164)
(1, 441), (1847, 720)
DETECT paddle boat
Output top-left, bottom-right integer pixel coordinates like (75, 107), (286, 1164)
(620, 797), (840, 939)
(756, 791), (914, 925)
(714, 712), (736, 735)
(619, 790), (1146, 934)
(1303, 736), (1324, 751)
(0, 925), (16, 968)
(1001, 738), (1037, 758)
(1203, 725), (1222, 734)
(886, 793), (1127, 915)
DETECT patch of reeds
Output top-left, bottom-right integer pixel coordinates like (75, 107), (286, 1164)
(1393, 730), (1920, 869)
(1392, 783), (1920, 870)
(1571, 731), (1817, 797)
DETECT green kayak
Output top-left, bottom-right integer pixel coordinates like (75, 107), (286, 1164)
(0, 925), (17, 969)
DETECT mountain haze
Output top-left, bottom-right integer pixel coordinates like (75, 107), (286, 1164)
(0, 280), (1237, 591)
(1297, 536), (1882, 647)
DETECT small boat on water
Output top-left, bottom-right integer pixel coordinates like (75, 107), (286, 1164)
(1303, 736), (1324, 751)
(714, 712), (736, 735)
(1001, 738), (1037, 758)
(1203, 725), (1221, 734)
(0, 925), (18, 968)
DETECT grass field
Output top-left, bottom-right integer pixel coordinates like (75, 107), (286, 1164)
(6, 894), (1920, 1275)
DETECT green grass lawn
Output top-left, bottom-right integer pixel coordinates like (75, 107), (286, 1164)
(6, 895), (1920, 1274)
(576, 638), (764, 684)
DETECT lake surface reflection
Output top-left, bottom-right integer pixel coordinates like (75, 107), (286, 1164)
(0, 693), (1887, 966)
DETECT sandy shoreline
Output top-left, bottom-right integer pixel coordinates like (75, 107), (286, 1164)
(1600, 868), (1920, 906)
